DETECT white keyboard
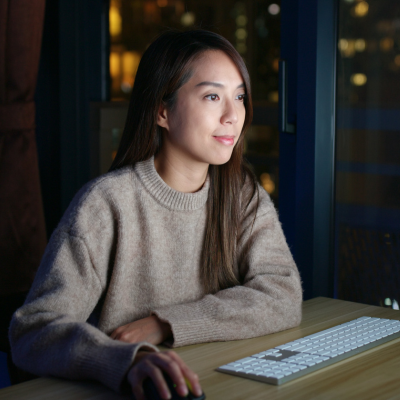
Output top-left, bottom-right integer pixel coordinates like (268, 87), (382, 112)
(217, 316), (400, 385)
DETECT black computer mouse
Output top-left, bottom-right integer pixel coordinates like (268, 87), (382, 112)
(142, 372), (206, 400)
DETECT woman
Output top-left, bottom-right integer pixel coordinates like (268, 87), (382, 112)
(10, 30), (302, 399)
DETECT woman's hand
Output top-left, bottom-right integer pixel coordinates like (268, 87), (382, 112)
(110, 315), (172, 345)
(127, 350), (202, 400)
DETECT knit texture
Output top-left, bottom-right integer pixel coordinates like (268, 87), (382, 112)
(9, 157), (302, 393)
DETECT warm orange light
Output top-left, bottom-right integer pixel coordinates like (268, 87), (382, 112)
(175, 0), (184, 15)
(268, 91), (279, 103)
(110, 52), (121, 78)
(122, 51), (141, 77)
(350, 73), (367, 86)
(338, 39), (349, 51)
(109, 2), (122, 37)
(380, 37), (394, 52)
(260, 173), (275, 194)
(144, 1), (160, 23)
(339, 39), (355, 57)
(272, 58), (279, 72)
(157, 0), (168, 7)
(121, 51), (141, 92)
(353, 1), (369, 17)
(354, 39), (366, 52)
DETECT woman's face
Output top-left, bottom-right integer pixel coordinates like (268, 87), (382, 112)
(157, 50), (246, 168)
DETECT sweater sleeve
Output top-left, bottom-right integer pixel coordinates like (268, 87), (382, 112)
(9, 228), (158, 393)
(152, 186), (303, 347)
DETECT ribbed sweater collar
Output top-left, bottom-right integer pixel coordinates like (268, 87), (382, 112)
(134, 156), (210, 211)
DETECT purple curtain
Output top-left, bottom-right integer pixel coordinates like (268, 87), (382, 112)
(0, 0), (47, 296)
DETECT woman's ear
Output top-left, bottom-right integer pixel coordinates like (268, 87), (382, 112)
(157, 103), (169, 130)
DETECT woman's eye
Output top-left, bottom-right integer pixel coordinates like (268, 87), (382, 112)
(205, 94), (219, 101)
(237, 94), (246, 101)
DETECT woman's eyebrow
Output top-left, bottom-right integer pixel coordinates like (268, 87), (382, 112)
(195, 81), (245, 89)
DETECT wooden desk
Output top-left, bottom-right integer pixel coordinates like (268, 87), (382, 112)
(1, 297), (400, 399)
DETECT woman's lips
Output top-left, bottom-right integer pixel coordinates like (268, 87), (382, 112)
(213, 136), (235, 146)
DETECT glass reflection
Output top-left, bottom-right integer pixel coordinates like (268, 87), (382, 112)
(335, 0), (400, 307)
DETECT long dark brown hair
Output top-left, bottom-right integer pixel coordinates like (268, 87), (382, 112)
(110, 29), (258, 294)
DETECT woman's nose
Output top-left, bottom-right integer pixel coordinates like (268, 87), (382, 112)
(220, 99), (238, 125)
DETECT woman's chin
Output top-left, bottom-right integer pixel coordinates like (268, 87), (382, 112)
(207, 151), (234, 166)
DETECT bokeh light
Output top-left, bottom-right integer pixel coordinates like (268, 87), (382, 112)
(268, 4), (280, 15)
(350, 73), (367, 86)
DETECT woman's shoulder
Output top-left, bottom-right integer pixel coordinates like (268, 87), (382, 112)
(58, 166), (137, 236)
(87, 165), (135, 196)
(71, 165), (135, 207)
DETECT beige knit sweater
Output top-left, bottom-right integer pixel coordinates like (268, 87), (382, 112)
(9, 157), (302, 393)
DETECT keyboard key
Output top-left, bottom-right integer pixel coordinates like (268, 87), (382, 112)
(255, 371), (273, 377)
(221, 365), (243, 372)
(239, 357), (257, 364)
(276, 344), (294, 350)
(291, 344), (306, 351)
(305, 361), (316, 366)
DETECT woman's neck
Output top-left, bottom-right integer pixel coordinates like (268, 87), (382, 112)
(154, 151), (208, 193)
